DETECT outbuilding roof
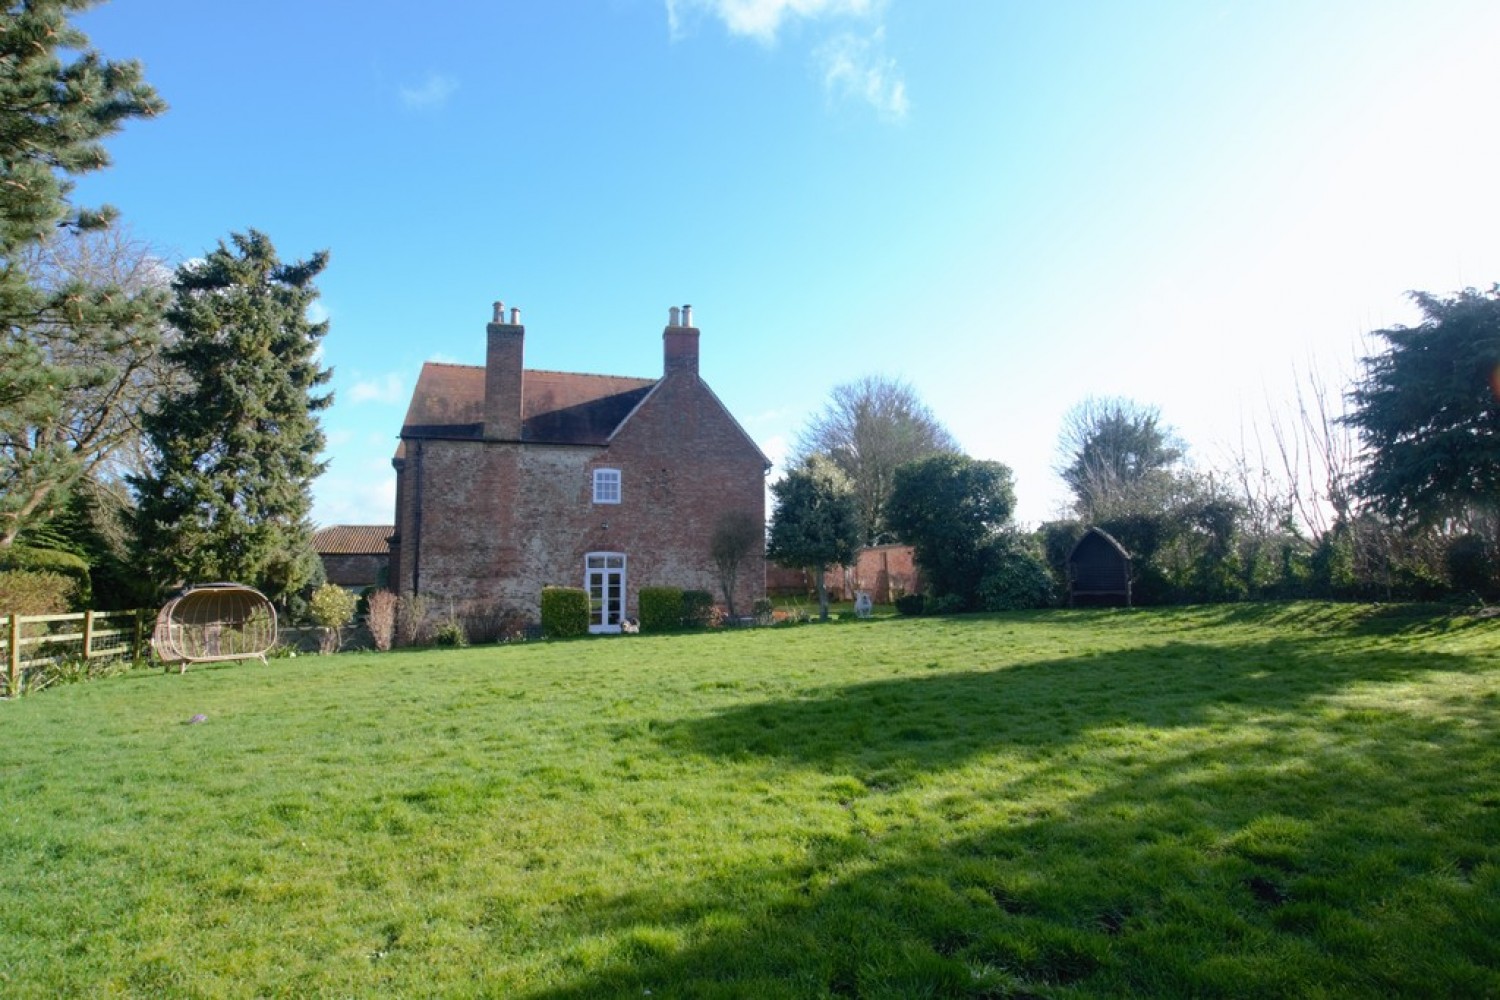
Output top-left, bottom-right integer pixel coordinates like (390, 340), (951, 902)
(312, 525), (394, 555)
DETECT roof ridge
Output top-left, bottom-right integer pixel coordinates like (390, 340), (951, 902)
(525, 367), (655, 382)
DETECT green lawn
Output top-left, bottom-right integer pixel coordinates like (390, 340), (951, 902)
(2, 603), (1497, 998)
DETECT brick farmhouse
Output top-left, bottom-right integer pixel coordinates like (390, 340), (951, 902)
(389, 303), (769, 632)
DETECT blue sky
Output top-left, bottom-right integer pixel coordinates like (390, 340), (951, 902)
(72, 0), (1500, 526)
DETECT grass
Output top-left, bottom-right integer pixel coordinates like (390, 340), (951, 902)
(1, 602), (1497, 998)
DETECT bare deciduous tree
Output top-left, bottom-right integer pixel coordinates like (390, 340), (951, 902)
(795, 375), (959, 546)
(1, 225), (174, 545)
(710, 509), (762, 618)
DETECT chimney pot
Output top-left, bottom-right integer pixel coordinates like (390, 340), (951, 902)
(509, 307), (521, 325)
(670, 305), (681, 326)
(492, 300), (504, 323)
(682, 304), (694, 327)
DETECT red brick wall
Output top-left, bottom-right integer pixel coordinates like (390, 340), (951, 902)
(765, 544), (921, 604)
(392, 370), (766, 620)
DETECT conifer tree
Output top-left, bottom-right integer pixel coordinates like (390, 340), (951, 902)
(0, 0), (165, 544)
(132, 231), (332, 607)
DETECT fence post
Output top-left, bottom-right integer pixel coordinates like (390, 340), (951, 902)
(7, 614), (19, 697)
(83, 609), (95, 659)
(134, 609), (146, 663)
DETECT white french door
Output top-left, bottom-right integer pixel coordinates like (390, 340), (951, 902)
(586, 553), (626, 633)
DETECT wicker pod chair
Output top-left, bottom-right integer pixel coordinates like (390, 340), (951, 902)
(152, 583), (278, 672)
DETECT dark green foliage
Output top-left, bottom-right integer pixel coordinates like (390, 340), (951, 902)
(638, 586), (684, 632)
(767, 455), (860, 621)
(894, 593), (926, 616)
(1347, 286), (1500, 525)
(0, 569), (76, 615)
(131, 231), (331, 608)
(0, 4), (165, 545)
(680, 589), (715, 628)
(979, 537), (1056, 611)
(885, 453), (1016, 609)
(0, 545), (90, 607)
(540, 586), (589, 638)
(1445, 534), (1498, 598)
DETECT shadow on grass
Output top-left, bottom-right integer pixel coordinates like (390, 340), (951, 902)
(654, 636), (1486, 786)
(519, 656), (1500, 995)
(519, 641), (1500, 998)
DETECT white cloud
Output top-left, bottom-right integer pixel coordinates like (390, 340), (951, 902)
(399, 73), (458, 110)
(312, 466), (397, 528)
(306, 301), (330, 325)
(669, 0), (876, 43)
(667, 0), (907, 120)
(348, 373), (406, 405)
(818, 29), (908, 120)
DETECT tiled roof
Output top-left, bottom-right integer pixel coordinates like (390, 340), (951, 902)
(312, 525), (394, 555)
(399, 362), (656, 447)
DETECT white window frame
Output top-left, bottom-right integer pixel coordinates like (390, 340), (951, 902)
(593, 467), (621, 505)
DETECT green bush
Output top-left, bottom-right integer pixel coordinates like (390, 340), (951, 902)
(638, 587), (683, 632)
(979, 550), (1057, 611)
(752, 598), (775, 626)
(433, 618), (469, 648)
(894, 593), (926, 616)
(0, 546), (91, 608)
(681, 590), (715, 628)
(0, 570), (77, 616)
(540, 586), (589, 639)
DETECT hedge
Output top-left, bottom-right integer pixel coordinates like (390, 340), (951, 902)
(638, 587), (683, 632)
(0, 546), (91, 608)
(540, 586), (589, 639)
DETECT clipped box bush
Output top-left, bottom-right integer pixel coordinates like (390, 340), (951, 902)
(540, 586), (589, 639)
(0, 570), (77, 616)
(638, 586), (683, 632)
(0, 546), (91, 609)
(681, 590), (715, 628)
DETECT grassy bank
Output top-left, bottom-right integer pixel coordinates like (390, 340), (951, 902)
(1, 603), (1497, 997)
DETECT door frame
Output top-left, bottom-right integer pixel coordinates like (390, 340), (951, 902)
(585, 552), (627, 634)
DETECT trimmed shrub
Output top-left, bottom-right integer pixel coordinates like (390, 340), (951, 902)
(752, 598), (774, 626)
(0, 570), (76, 616)
(541, 586), (589, 639)
(0, 546), (91, 608)
(681, 590), (715, 628)
(638, 586), (683, 632)
(894, 593), (926, 616)
(309, 583), (360, 654)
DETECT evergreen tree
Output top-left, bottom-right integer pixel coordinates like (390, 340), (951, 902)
(885, 453), (1016, 609)
(767, 455), (860, 621)
(0, 0), (164, 544)
(1347, 286), (1500, 526)
(132, 230), (332, 607)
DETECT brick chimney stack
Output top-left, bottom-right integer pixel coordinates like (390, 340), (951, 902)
(663, 303), (699, 377)
(485, 300), (525, 440)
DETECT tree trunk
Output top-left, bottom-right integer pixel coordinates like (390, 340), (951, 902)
(814, 567), (829, 621)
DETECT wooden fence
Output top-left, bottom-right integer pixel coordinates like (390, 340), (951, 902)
(2, 609), (149, 698)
